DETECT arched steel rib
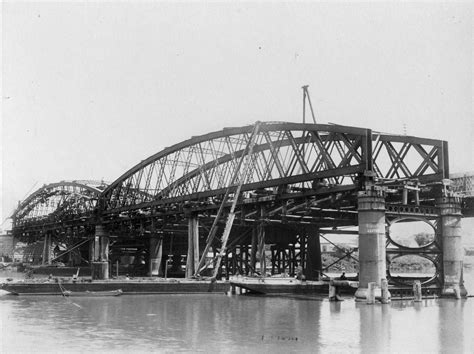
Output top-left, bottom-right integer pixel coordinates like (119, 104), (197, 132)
(12, 181), (105, 221)
(101, 122), (370, 210)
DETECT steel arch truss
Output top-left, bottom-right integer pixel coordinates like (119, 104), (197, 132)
(12, 181), (108, 234)
(101, 122), (447, 215)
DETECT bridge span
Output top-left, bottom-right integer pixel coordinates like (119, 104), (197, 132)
(11, 121), (472, 298)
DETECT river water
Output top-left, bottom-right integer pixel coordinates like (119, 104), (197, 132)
(1, 269), (473, 353)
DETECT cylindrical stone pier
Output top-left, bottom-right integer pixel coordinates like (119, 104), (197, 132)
(437, 196), (467, 297)
(355, 190), (389, 301)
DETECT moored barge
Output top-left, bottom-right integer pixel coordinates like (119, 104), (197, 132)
(230, 277), (358, 295)
(1, 278), (230, 296)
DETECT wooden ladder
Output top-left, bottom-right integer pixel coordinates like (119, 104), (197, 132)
(195, 122), (261, 278)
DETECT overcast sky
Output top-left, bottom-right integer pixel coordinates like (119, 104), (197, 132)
(1, 1), (473, 228)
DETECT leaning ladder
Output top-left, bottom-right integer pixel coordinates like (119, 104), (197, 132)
(195, 122), (261, 278)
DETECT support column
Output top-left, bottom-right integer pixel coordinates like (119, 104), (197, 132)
(149, 236), (163, 276)
(437, 196), (467, 297)
(185, 215), (200, 278)
(304, 227), (322, 281)
(355, 190), (388, 301)
(257, 223), (266, 276)
(89, 234), (95, 264)
(42, 233), (51, 265)
(250, 227), (258, 275)
(91, 225), (109, 280)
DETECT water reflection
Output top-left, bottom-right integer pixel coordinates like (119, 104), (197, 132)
(438, 300), (467, 353)
(0, 291), (472, 352)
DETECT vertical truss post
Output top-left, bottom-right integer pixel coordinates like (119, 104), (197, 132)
(441, 141), (450, 179)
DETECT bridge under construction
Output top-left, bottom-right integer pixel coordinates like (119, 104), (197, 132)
(11, 120), (473, 299)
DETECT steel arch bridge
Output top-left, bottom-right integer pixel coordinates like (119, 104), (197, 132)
(11, 121), (468, 289)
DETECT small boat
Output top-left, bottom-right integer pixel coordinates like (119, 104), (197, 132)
(59, 283), (122, 297)
(62, 289), (123, 297)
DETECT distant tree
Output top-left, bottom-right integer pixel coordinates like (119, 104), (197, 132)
(397, 238), (412, 247)
(414, 232), (434, 247)
(333, 244), (354, 259)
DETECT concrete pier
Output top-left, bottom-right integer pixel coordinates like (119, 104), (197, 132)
(381, 279), (390, 304)
(149, 236), (163, 276)
(413, 280), (422, 302)
(437, 196), (467, 297)
(250, 227), (258, 276)
(257, 223), (266, 275)
(91, 261), (109, 280)
(42, 233), (52, 265)
(185, 215), (200, 278)
(355, 190), (389, 301)
(92, 225), (109, 280)
(305, 228), (322, 281)
(366, 282), (376, 304)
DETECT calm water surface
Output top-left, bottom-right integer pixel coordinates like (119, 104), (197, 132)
(1, 270), (473, 353)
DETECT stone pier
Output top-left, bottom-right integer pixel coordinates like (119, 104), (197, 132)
(437, 196), (467, 297)
(355, 189), (389, 301)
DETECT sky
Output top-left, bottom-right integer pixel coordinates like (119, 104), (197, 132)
(1, 1), (473, 229)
